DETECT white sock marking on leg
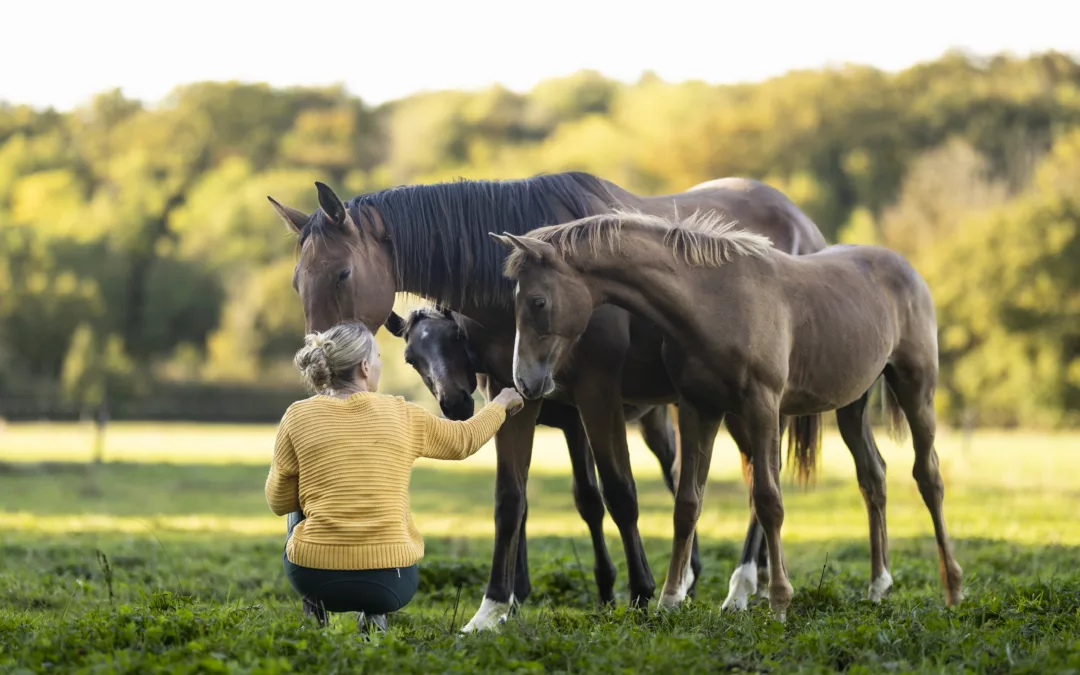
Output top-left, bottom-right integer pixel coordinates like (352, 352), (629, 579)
(721, 561), (758, 611)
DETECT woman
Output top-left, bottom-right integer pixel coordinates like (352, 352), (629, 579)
(265, 321), (523, 633)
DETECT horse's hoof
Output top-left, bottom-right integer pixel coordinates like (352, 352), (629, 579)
(868, 570), (893, 603)
(720, 562), (758, 612)
(460, 594), (514, 634)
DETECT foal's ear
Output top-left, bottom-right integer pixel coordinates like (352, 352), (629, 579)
(267, 196), (309, 235)
(489, 232), (555, 262)
(385, 311), (407, 338)
(315, 181), (347, 226)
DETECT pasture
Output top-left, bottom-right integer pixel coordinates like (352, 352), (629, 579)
(1, 421), (1079, 673)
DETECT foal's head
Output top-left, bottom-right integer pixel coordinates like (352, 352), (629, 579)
(490, 233), (594, 400)
(268, 182), (395, 334)
(387, 307), (481, 420)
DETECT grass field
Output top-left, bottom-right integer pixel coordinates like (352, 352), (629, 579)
(2, 422), (1079, 673)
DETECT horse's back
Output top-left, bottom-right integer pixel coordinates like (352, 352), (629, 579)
(640, 177), (828, 256)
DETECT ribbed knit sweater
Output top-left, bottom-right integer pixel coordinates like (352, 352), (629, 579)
(265, 392), (506, 570)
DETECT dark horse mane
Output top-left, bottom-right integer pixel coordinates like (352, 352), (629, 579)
(300, 171), (618, 308)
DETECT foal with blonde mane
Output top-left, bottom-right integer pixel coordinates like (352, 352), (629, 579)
(494, 211), (963, 620)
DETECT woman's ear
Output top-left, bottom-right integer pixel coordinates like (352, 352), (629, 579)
(358, 361), (371, 380)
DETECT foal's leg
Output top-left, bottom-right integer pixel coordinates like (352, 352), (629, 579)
(461, 396), (542, 633)
(638, 405), (702, 597)
(743, 395), (794, 620)
(576, 386), (656, 607)
(562, 413), (618, 605)
(658, 400), (722, 608)
(884, 363), (963, 606)
(835, 389), (892, 602)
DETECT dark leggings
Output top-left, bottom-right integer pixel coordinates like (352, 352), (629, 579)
(284, 511), (419, 614)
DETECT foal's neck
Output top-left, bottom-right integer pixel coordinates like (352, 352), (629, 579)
(571, 233), (711, 347)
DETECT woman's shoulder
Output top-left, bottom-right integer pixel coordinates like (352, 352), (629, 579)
(281, 395), (332, 420)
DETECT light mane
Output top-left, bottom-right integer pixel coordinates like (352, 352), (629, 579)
(504, 209), (774, 277)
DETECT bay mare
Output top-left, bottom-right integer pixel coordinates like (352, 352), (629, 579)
(496, 211), (963, 621)
(267, 172), (827, 631)
(385, 305), (700, 608)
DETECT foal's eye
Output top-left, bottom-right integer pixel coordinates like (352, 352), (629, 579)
(337, 269), (351, 284)
(531, 297), (547, 309)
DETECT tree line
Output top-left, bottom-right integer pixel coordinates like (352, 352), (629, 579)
(1, 48), (1078, 427)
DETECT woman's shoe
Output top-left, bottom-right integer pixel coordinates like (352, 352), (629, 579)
(303, 598), (329, 627)
(358, 612), (387, 635)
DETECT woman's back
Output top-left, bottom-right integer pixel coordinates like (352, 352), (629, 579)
(267, 391), (506, 571)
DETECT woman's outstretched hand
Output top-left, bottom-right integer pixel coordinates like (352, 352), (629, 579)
(492, 388), (524, 415)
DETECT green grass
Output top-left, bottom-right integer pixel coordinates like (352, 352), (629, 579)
(1, 422), (1079, 672)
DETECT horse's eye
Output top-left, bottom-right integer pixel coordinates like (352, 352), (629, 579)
(532, 297), (546, 309)
(338, 269), (351, 282)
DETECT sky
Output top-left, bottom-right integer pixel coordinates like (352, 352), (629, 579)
(3, 0), (1079, 111)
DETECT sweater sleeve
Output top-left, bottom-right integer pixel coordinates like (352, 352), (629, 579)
(265, 409), (301, 516)
(408, 400), (507, 461)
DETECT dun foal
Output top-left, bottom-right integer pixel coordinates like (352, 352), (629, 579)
(494, 211), (963, 620)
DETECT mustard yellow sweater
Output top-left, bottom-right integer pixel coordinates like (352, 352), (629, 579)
(265, 392), (506, 570)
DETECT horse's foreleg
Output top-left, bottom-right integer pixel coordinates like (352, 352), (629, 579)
(556, 409), (618, 605)
(658, 400), (722, 608)
(639, 404), (703, 598)
(576, 385), (655, 608)
(461, 395), (542, 633)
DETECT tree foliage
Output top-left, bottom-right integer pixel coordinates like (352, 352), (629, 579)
(2, 50), (1079, 426)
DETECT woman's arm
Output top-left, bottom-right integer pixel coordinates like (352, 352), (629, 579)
(265, 412), (301, 515)
(409, 400), (508, 461)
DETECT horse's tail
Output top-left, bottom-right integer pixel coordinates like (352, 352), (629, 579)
(739, 451), (752, 487)
(786, 414), (823, 489)
(882, 376), (908, 444)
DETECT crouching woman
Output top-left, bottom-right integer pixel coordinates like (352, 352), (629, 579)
(264, 321), (522, 632)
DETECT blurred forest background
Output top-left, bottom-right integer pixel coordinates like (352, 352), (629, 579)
(1, 49), (1078, 428)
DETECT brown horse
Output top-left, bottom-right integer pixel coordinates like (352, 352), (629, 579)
(267, 172), (827, 631)
(496, 210), (963, 620)
(385, 305), (686, 607)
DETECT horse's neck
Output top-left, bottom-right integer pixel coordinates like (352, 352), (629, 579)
(572, 238), (705, 347)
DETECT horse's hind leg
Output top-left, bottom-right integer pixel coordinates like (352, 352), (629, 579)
(638, 405), (702, 596)
(884, 362), (963, 606)
(562, 413), (618, 605)
(836, 389), (892, 602)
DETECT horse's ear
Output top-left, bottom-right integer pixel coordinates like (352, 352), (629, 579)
(385, 311), (406, 338)
(315, 181), (346, 226)
(267, 196), (309, 235)
(489, 232), (556, 262)
(439, 306), (455, 321)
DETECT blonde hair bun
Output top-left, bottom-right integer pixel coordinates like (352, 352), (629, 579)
(293, 323), (376, 395)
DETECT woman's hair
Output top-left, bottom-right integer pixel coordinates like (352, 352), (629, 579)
(293, 322), (377, 395)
